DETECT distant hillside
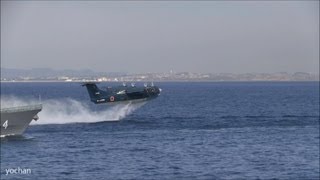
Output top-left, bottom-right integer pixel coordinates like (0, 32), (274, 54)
(1, 68), (126, 79)
(0, 68), (318, 82)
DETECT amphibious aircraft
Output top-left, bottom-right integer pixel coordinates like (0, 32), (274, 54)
(82, 82), (161, 104)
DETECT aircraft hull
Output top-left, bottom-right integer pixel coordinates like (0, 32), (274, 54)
(82, 82), (161, 105)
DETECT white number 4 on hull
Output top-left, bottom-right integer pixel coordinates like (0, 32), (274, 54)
(3, 120), (8, 129)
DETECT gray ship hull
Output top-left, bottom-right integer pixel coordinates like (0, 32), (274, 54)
(1, 104), (42, 137)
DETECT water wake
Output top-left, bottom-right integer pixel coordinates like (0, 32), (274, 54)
(1, 96), (146, 125)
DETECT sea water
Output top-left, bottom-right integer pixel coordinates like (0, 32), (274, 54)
(1, 82), (319, 179)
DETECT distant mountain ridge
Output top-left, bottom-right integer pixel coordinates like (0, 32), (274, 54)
(0, 68), (318, 82)
(1, 68), (126, 79)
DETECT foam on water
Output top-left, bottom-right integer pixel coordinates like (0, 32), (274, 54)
(1, 96), (146, 125)
(34, 99), (146, 125)
(1, 95), (39, 108)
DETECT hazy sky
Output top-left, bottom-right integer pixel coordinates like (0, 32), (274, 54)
(1, 1), (319, 73)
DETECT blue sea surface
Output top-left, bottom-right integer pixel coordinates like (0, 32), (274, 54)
(1, 82), (319, 179)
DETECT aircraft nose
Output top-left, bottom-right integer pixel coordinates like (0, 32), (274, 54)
(147, 86), (160, 95)
(155, 87), (161, 95)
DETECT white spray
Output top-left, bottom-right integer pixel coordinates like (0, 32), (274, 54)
(1, 96), (146, 125)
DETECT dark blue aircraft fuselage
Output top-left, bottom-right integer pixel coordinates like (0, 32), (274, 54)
(82, 83), (161, 104)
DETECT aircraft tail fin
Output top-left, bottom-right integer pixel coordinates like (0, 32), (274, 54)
(82, 82), (105, 102)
